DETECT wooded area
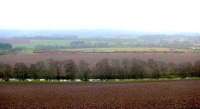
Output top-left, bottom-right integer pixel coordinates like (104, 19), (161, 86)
(0, 58), (200, 81)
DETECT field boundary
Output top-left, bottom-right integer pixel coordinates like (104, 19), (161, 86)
(1, 77), (200, 84)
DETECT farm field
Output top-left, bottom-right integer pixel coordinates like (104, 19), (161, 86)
(1, 1), (200, 109)
(0, 80), (200, 109)
(57, 47), (188, 53)
(7, 38), (199, 53)
(0, 52), (200, 66)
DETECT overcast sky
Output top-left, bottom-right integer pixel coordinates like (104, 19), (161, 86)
(0, 0), (200, 32)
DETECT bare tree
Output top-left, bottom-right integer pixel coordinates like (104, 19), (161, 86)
(49, 60), (63, 80)
(64, 60), (77, 80)
(14, 63), (28, 81)
(130, 59), (145, 79)
(121, 59), (131, 79)
(79, 60), (90, 81)
(95, 58), (111, 79)
(147, 59), (160, 79)
(29, 64), (38, 79)
(110, 59), (122, 79)
(193, 60), (200, 77)
(176, 62), (193, 78)
(0, 63), (12, 81)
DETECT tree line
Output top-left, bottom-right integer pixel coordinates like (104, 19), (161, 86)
(0, 58), (200, 81)
(0, 43), (12, 50)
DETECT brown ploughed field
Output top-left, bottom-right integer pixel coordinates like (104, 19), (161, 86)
(0, 80), (200, 109)
(0, 52), (200, 66)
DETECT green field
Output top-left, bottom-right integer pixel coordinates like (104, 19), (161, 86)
(64, 47), (188, 52)
(11, 39), (193, 53)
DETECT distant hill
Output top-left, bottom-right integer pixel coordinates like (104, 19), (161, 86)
(0, 29), (200, 39)
(0, 29), (152, 38)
